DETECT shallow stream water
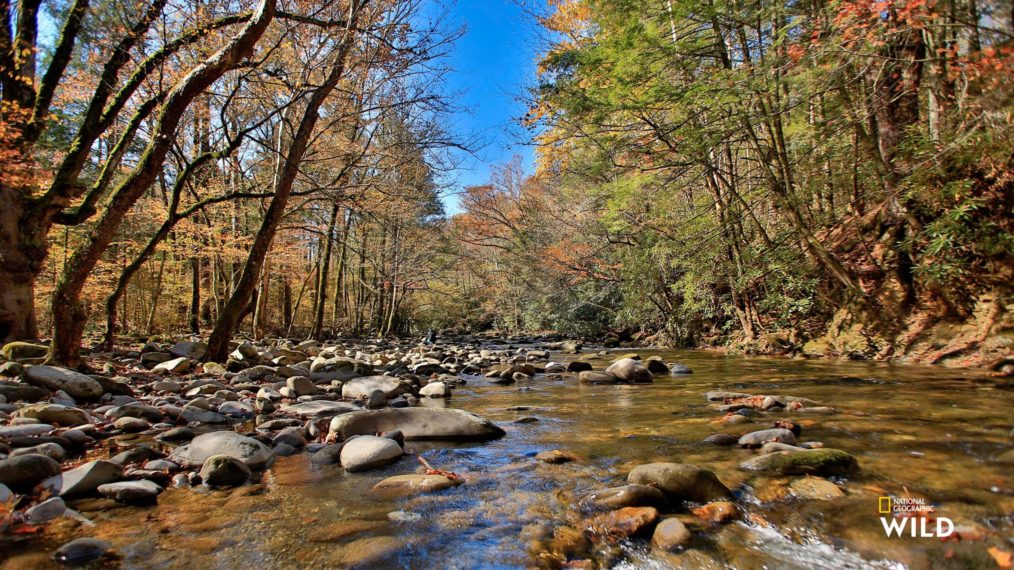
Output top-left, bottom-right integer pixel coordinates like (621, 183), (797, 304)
(4, 350), (1013, 569)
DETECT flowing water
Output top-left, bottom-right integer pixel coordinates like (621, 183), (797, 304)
(4, 350), (1013, 569)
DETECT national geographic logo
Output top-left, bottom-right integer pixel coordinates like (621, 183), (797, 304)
(878, 496), (953, 538)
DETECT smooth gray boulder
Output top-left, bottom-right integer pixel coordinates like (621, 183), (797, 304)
(340, 435), (404, 472)
(0, 423), (55, 439)
(180, 406), (230, 424)
(170, 341), (208, 360)
(605, 358), (653, 383)
(105, 402), (164, 422)
(55, 460), (124, 496)
(169, 431), (274, 469)
(153, 357), (193, 374)
(329, 408), (505, 441)
(286, 376), (318, 397)
(419, 382), (450, 398)
(97, 479), (162, 503)
(24, 496), (67, 523)
(341, 375), (408, 399)
(738, 428), (797, 448)
(22, 365), (104, 400)
(0, 454), (62, 493)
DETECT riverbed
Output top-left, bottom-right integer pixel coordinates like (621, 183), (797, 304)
(4, 349), (1012, 569)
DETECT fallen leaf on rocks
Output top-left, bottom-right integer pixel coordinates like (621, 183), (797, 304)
(988, 547), (1012, 568)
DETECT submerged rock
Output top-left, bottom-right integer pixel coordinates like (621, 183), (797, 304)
(578, 371), (620, 384)
(200, 454), (252, 487)
(535, 449), (580, 464)
(371, 474), (460, 497)
(702, 433), (740, 446)
(53, 538), (112, 566)
(582, 484), (667, 510)
(627, 463), (733, 504)
(787, 476), (845, 500)
(586, 506), (659, 538)
(652, 518), (692, 551)
(740, 448), (859, 477)
(328, 408), (505, 441)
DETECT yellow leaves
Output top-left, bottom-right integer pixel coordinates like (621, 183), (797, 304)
(542, 0), (591, 35)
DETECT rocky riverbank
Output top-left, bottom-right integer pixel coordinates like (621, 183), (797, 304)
(0, 337), (1011, 568)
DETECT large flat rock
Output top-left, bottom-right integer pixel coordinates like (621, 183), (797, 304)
(329, 408), (505, 441)
(281, 400), (360, 418)
(23, 365), (104, 400)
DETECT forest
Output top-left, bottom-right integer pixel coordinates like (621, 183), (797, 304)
(1, 0), (1011, 367)
(0, 1), (1013, 569)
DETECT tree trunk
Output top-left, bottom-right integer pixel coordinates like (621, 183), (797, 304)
(144, 252), (167, 334)
(46, 0), (276, 367)
(252, 262), (270, 340)
(331, 209), (352, 330)
(205, 11), (361, 361)
(282, 278), (292, 331)
(0, 189), (42, 342)
(310, 203), (339, 340)
(189, 256), (201, 334)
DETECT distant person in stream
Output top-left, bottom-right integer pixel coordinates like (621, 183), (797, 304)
(423, 329), (437, 345)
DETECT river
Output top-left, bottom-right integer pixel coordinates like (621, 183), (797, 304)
(5, 349), (1012, 569)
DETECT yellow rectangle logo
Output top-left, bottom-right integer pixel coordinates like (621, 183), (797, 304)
(878, 496), (892, 514)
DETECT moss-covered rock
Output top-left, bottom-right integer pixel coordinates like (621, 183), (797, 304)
(1, 341), (49, 363)
(740, 448), (859, 477)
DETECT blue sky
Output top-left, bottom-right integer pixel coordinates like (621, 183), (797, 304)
(437, 0), (539, 214)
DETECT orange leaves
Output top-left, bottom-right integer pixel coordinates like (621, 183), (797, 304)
(787, 44), (807, 63)
(541, 0), (591, 36)
(989, 547), (1013, 569)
